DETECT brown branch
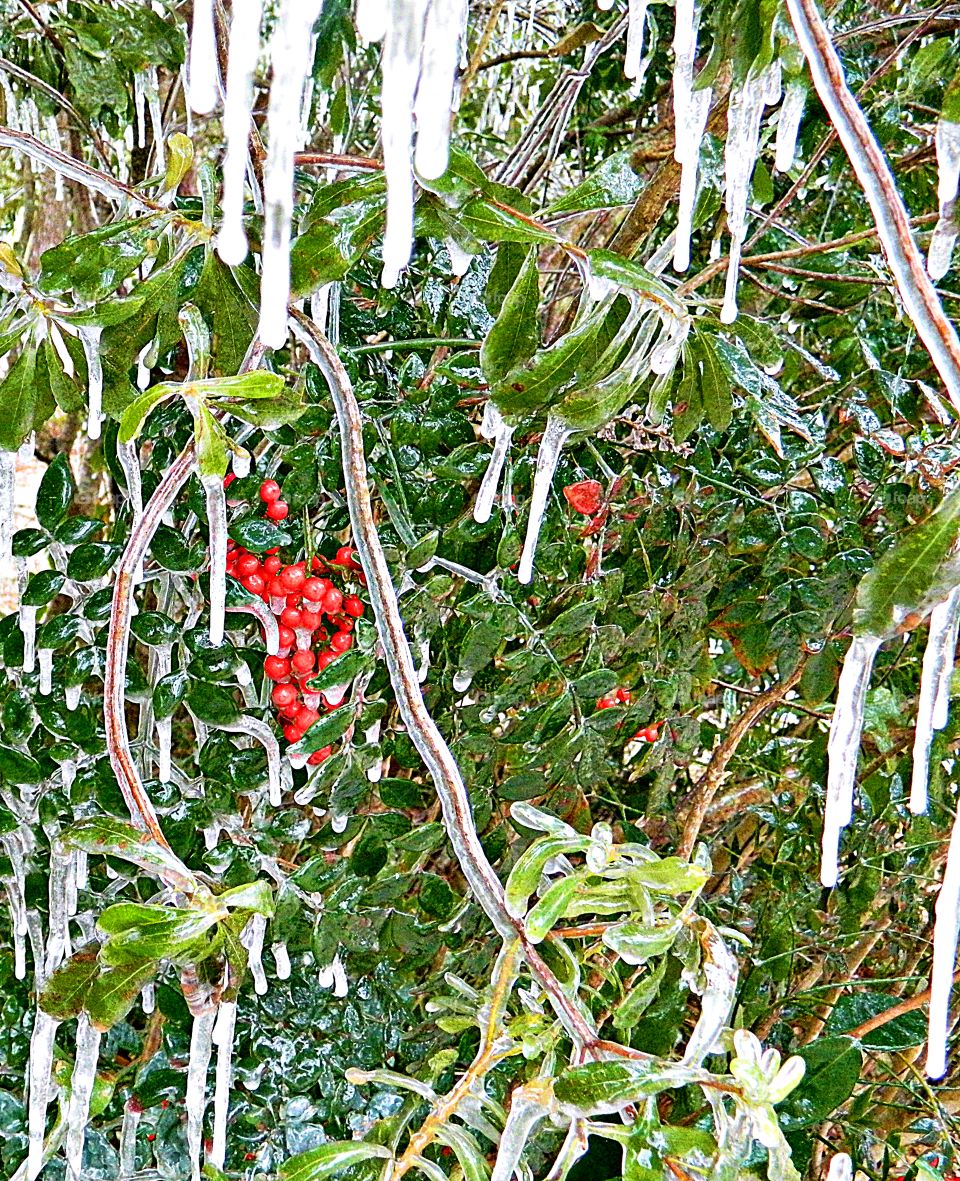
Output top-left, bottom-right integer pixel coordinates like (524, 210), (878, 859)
(16, 0), (64, 55)
(294, 151), (383, 171)
(677, 664), (804, 860)
(846, 969), (960, 1040)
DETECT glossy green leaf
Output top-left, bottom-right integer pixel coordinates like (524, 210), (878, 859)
(35, 453), (76, 530)
(481, 248), (541, 387)
(504, 834), (590, 918)
(64, 817), (199, 892)
(85, 959), (156, 1029)
(39, 943), (101, 1020)
(279, 1142), (393, 1181)
(776, 1037), (862, 1130)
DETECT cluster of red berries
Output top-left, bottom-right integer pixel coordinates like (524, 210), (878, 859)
(596, 687), (661, 744)
(225, 480), (366, 764)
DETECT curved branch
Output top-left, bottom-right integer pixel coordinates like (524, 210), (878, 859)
(785, 0), (960, 410)
(290, 310), (601, 1051)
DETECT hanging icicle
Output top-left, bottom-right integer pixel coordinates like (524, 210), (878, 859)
(1, 449), (14, 571)
(257, 0), (324, 347)
(413, 0), (468, 180)
(720, 63), (782, 323)
(210, 1000), (238, 1170)
(910, 589), (960, 814)
(26, 1011), (60, 1181)
(78, 325), (104, 440)
(202, 474), (228, 645)
(474, 401), (514, 524)
(927, 798), (960, 1078)
(64, 1014), (102, 1181)
(671, 0), (712, 272)
(189, 0), (219, 115)
(119, 1096), (141, 1177)
(517, 414), (571, 585)
(217, 0), (265, 265)
(822, 634), (881, 888)
(927, 118), (960, 282)
(774, 79), (806, 173)
(242, 913), (269, 994)
(185, 1009), (217, 1181)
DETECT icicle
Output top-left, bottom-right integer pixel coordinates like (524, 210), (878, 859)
(119, 1097), (141, 1178)
(117, 440), (143, 519)
(453, 671), (472, 693)
(37, 649), (53, 695)
(75, 848), (87, 891)
(257, 0), (324, 347)
(927, 794), (960, 1078)
(26, 1010), (60, 1181)
(927, 119), (960, 282)
(322, 682), (349, 709)
(185, 1009), (216, 1181)
(827, 1154), (852, 1181)
(720, 63), (782, 323)
(144, 67), (165, 174)
(242, 913), (269, 994)
(414, 0), (468, 180)
(79, 324), (104, 440)
(446, 238), (473, 277)
(65, 683), (82, 711)
(64, 1013), (102, 1181)
(217, 0), (265, 265)
(682, 920), (738, 1066)
(66, 851), (78, 917)
(910, 589), (960, 814)
(45, 847), (71, 978)
(672, 0), (712, 272)
(774, 80), (806, 173)
(210, 715), (282, 804)
(210, 1000), (237, 1170)
(201, 474), (228, 645)
(517, 414), (571, 585)
(474, 401), (514, 524)
(0, 449), (14, 570)
(331, 812), (349, 834)
(624, 0), (651, 87)
(379, 0), (430, 288)
(822, 634), (881, 887)
(189, 0), (219, 114)
(318, 954), (348, 997)
(141, 982), (156, 1014)
(356, 0), (388, 41)
(20, 594), (37, 675)
(134, 70), (147, 148)
(489, 1085), (550, 1181)
(227, 596), (281, 654)
(272, 941), (291, 979)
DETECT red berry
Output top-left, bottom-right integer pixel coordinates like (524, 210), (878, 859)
(147, 1133), (156, 1142)
(300, 609), (322, 632)
(278, 625), (296, 649)
(283, 723), (303, 743)
(223, 473), (236, 489)
(264, 555), (282, 575)
(615, 687), (632, 705)
(236, 554), (260, 577)
(322, 588), (343, 615)
(634, 725), (660, 743)
(280, 607), (302, 628)
(243, 573), (266, 595)
(285, 592), (302, 608)
(264, 655), (291, 680)
(563, 480), (603, 516)
(315, 650), (335, 670)
(266, 577), (286, 598)
(343, 595), (364, 617)
(265, 500), (289, 521)
(596, 694), (617, 710)
(295, 708), (321, 730)
(335, 545), (356, 567)
(330, 631), (352, 653)
(260, 480), (281, 502)
(227, 539), (237, 551)
(302, 577), (329, 602)
(279, 565), (306, 592)
(308, 747), (332, 766)
(272, 683), (298, 707)
(279, 700), (303, 720)
(291, 650), (315, 673)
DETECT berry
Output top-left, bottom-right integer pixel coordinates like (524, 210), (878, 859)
(335, 545), (357, 567)
(264, 555), (282, 576)
(223, 473), (236, 489)
(259, 480), (281, 502)
(343, 595), (364, 617)
(279, 565), (306, 592)
(322, 587), (343, 615)
(283, 723), (303, 744)
(302, 577), (329, 602)
(280, 606), (302, 629)
(272, 683), (298, 708)
(308, 746), (332, 765)
(236, 554), (261, 578)
(285, 592), (302, 608)
(315, 650), (336, 670)
(291, 650), (315, 673)
(279, 700), (303, 720)
(596, 694), (617, 710)
(563, 479), (603, 515)
(300, 609), (322, 632)
(330, 631), (353, 653)
(264, 655), (291, 680)
(278, 625), (297, 649)
(633, 725), (660, 744)
(615, 687), (632, 705)
(295, 707), (321, 730)
(265, 500), (289, 521)
(242, 573), (266, 595)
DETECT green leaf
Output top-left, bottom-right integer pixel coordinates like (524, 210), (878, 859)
(39, 220), (161, 302)
(218, 879), (275, 915)
(85, 959), (156, 1029)
(0, 346), (52, 452)
(612, 956), (669, 1034)
(21, 569), (65, 606)
(694, 331), (733, 431)
(460, 198), (558, 245)
(853, 489), (960, 638)
(67, 542), (122, 582)
(504, 834), (589, 918)
(279, 1142), (393, 1181)
(193, 253), (258, 376)
(545, 149), (644, 215)
(306, 649), (369, 692)
(117, 382), (180, 443)
(524, 875), (579, 942)
(12, 528), (48, 557)
(186, 682), (241, 726)
(229, 517), (294, 552)
(163, 132), (194, 194)
(39, 944), (101, 1020)
(553, 1060), (701, 1112)
(288, 706), (354, 757)
(628, 858), (708, 895)
(99, 903), (223, 964)
(481, 248), (541, 387)
(153, 670), (189, 718)
(0, 745), (43, 784)
(824, 992), (927, 1050)
(131, 611), (179, 647)
(64, 817), (199, 893)
(194, 402), (229, 479)
(36, 614), (83, 649)
(776, 1036), (862, 1130)
(602, 919), (682, 964)
(35, 453), (76, 530)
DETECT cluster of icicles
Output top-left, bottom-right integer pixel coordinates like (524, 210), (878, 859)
(823, 593), (960, 1081)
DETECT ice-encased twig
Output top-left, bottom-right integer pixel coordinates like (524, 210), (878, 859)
(517, 414), (571, 585)
(205, 714), (282, 805)
(202, 474), (228, 645)
(928, 119), (960, 282)
(489, 1083), (552, 1181)
(185, 1009), (217, 1181)
(217, 0), (265, 265)
(64, 1014), (102, 1181)
(910, 588), (960, 814)
(210, 999), (238, 1169)
(822, 634), (881, 887)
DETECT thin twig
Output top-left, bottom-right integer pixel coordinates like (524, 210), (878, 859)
(846, 969), (960, 1040)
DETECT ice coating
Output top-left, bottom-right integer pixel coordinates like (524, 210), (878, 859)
(0, 449), (14, 570)
(517, 414), (571, 585)
(20, 601), (37, 674)
(414, 0), (468, 180)
(242, 912), (269, 994)
(134, 69), (146, 147)
(826, 1154), (852, 1181)
(672, 0), (712, 272)
(217, 0), (265, 265)
(119, 1098), (140, 1177)
(186, 1009), (216, 1181)
(202, 474), (228, 645)
(256, 0), (324, 347)
(720, 63), (782, 323)
(273, 941), (291, 980)
(78, 324), (104, 439)
(489, 1086), (549, 1181)
(64, 1014), (102, 1181)
(624, 0), (651, 87)
(453, 670), (472, 693)
(45, 847), (71, 978)
(356, 0), (388, 41)
(37, 648), (52, 695)
(927, 119), (960, 282)
(928, 793), (960, 1077)
(910, 589), (960, 814)
(210, 999), (238, 1169)
(145, 66), (165, 174)
(189, 0), (219, 114)
(26, 1011), (60, 1180)
(822, 634), (881, 887)
(774, 80), (806, 173)
(474, 400), (514, 524)
(318, 954), (348, 996)
(227, 595), (281, 654)
(379, 0), (430, 288)
(682, 920), (738, 1066)
(213, 715), (282, 804)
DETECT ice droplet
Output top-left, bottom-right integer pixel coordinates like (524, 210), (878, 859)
(517, 414), (571, 585)
(822, 634), (881, 887)
(927, 119), (960, 282)
(453, 670), (472, 693)
(242, 912), (269, 994)
(217, 0), (265, 265)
